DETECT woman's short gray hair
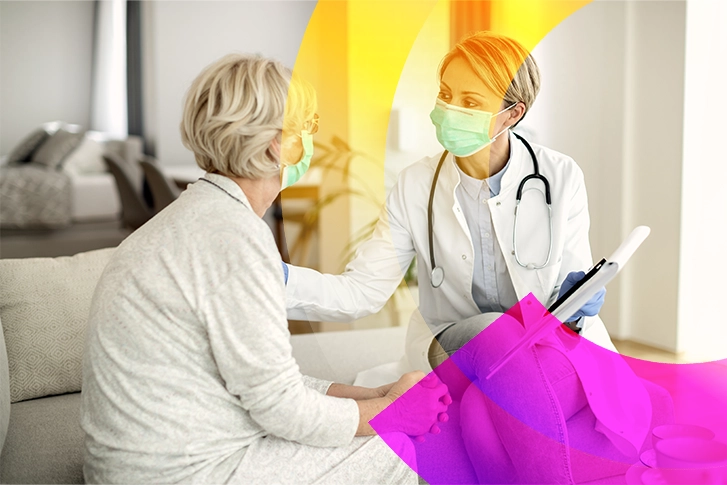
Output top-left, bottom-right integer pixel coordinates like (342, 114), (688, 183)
(180, 54), (291, 179)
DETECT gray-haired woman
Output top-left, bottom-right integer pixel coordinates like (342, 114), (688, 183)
(80, 54), (449, 484)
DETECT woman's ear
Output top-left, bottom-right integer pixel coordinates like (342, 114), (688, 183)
(267, 137), (282, 167)
(508, 102), (527, 127)
(270, 138), (281, 157)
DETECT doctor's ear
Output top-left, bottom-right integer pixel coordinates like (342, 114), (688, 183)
(506, 102), (527, 128)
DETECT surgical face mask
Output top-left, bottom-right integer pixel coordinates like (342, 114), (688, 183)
(429, 99), (516, 157)
(280, 130), (313, 190)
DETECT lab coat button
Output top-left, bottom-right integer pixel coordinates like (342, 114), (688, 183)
(496, 201), (501, 206)
(462, 255), (467, 260)
(485, 233), (490, 238)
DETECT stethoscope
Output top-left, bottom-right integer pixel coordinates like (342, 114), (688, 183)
(428, 132), (553, 288)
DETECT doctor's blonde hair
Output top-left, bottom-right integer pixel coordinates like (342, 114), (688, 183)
(180, 54), (316, 178)
(440, 31), (540, 125)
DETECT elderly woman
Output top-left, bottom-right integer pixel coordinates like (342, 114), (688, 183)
(80, 54), (449, 484)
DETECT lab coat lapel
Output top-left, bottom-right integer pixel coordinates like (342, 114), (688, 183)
(432, 152), (480, 315)
(439, 152), (470, 236)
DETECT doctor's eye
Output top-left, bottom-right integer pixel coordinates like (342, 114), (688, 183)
(437, 91), (451, 101)
(464, 98), (479, 108)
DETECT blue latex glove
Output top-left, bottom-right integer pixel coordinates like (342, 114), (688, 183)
(557, 271), (606, 322)
(282, 261), (289, 284)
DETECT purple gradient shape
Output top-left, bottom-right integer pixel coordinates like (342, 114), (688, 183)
(370, 294), (727, 484)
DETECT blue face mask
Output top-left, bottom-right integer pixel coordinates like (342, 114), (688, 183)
(429, 99), (516, 157)
(281, 130), (313, 190)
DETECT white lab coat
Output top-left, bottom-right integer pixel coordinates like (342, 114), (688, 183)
(286, 131), (617, 373)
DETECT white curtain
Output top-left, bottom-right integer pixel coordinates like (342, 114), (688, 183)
(91, 0), (127, 138)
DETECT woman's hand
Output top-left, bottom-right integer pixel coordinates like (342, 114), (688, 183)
(327, 382), (392, 401)
(379, 371), (452, 438)
(373, 382), (395, 399)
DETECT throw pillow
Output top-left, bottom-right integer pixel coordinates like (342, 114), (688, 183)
(62, 134), (107, 174)
(0, 248), (115, 403)
(31, 129), (84, 169)
(4, 129), (50, 165)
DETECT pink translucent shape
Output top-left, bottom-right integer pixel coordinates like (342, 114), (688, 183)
(370, 294), (727, 484)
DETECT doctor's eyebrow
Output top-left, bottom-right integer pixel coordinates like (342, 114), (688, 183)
(439, 82), (486, 99)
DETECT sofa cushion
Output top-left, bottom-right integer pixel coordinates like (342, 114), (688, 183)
(4, 129), (50, 165)
(62, 134), (107, 174)
(0, 248), (115, 403)
(31, 128), (84, 170)
(0, 393), (84, 484)
(291, 326), (407, 384)
(0, 315), (10, 455)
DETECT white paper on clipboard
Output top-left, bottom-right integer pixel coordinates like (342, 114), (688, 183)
(551, 225), (650, 323)
(486, 226), (651, 379)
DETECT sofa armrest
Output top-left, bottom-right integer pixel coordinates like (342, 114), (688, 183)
(0, 317), (9, 455)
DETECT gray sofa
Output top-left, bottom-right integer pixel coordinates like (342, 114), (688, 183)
(0, 248), (407, 484)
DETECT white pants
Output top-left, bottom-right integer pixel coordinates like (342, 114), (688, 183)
(228, 434), (418, 484)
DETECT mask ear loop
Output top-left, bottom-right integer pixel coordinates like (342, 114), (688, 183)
(491, 103), (519, 143)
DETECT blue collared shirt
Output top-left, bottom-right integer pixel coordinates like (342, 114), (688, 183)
(454, 158), (519, 314)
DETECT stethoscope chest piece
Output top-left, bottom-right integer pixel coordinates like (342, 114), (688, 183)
(430, 266), (445, 288)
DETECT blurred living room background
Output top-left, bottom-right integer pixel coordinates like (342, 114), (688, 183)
(1, 1), (725, 362)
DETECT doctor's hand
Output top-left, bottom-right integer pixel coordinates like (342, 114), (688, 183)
(381, 372), (451, 439)
(558, 271), (606, 323)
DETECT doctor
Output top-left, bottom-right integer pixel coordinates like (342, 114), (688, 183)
(282, 31), (670, 483)
(284, 30), (614, 371)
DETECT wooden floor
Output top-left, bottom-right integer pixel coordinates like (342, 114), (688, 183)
(0, 220), (130, 259)
(612, 339), (688, 363)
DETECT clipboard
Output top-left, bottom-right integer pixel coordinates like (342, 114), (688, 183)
(485, 226), (651, 379)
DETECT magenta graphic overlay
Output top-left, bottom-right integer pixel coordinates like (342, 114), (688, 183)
(370, 294), (727, 484)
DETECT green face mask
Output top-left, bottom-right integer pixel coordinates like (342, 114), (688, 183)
(429, 99), (515, 157)
(281, 130), (313, 190)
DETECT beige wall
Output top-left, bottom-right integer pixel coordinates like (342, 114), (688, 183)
(145, 1), (315, 166)
(677, 0), (727, 360)
(620, 1), (686, 351)
(526, 1), (629, 341)
(0, 1), (94, 154)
